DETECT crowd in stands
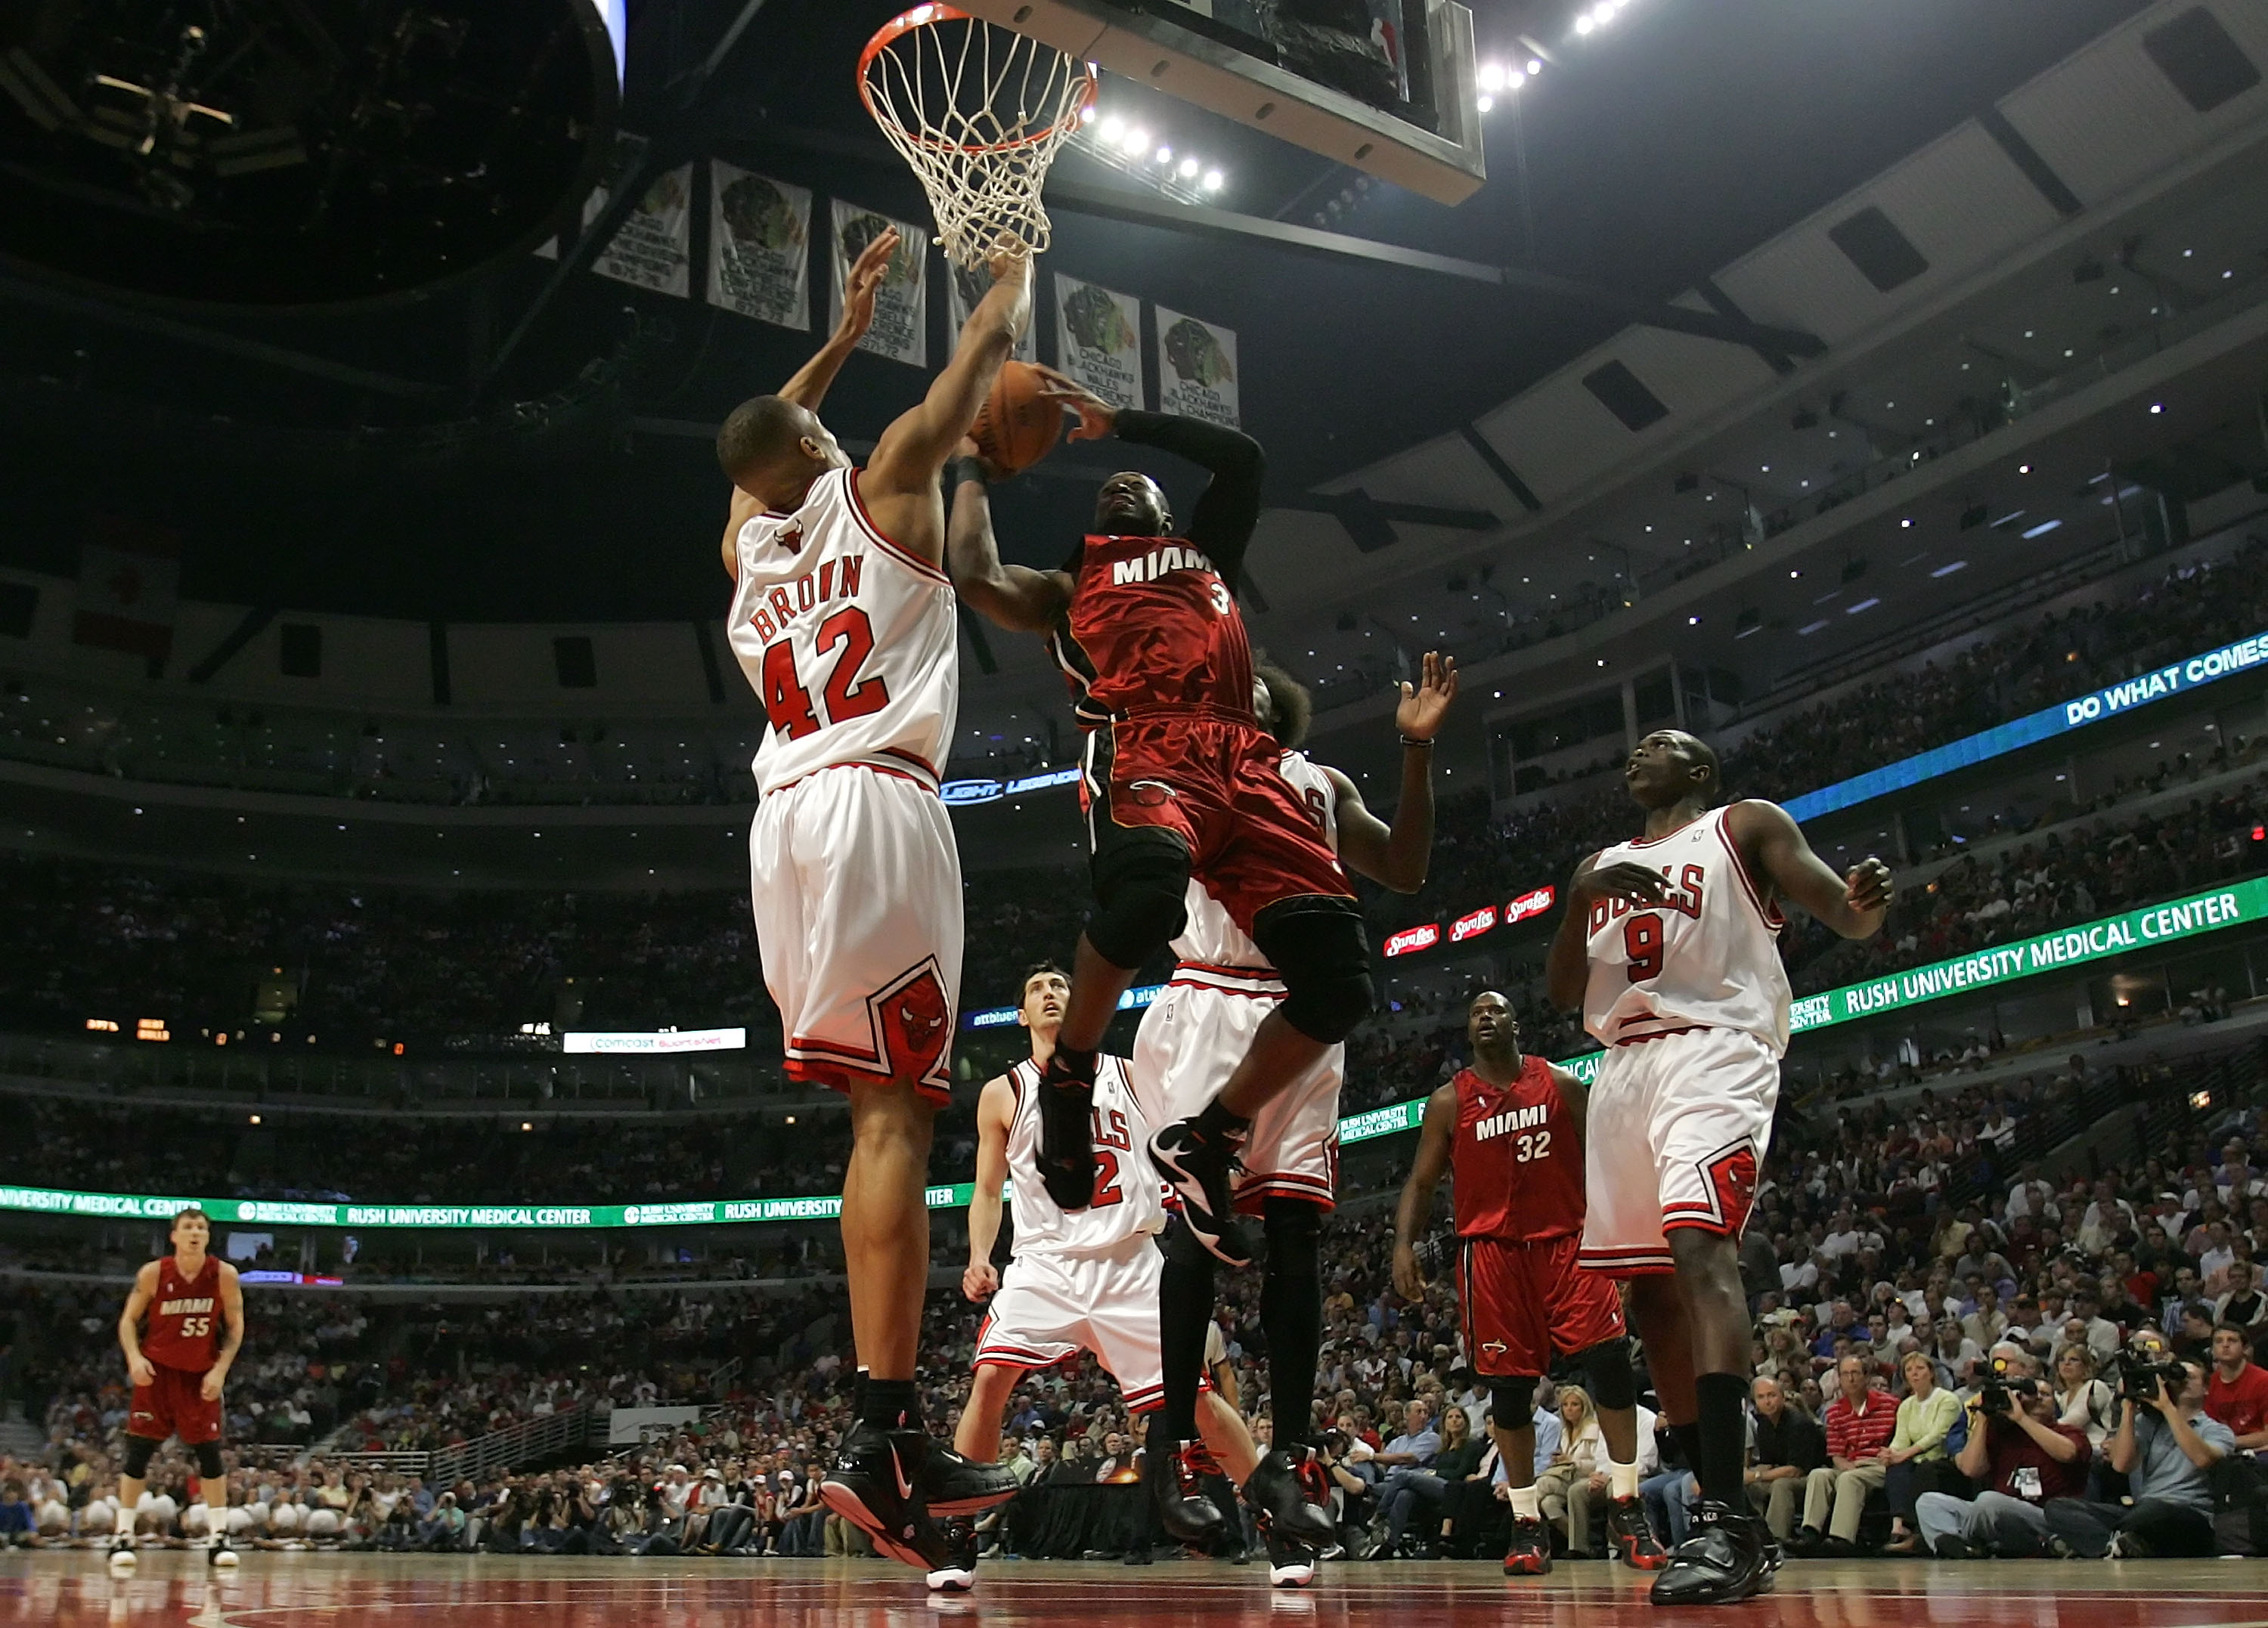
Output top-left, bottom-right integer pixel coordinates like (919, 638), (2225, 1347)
(13, 1037), (2268, 1565)
(1387, 540), (2268, 935)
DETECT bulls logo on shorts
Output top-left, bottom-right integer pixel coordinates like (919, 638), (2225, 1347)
(873, 963), (953, 1082)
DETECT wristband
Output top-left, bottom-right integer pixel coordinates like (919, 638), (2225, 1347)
(1399, 735), (1434, 749)
(947, 457), (988, 490)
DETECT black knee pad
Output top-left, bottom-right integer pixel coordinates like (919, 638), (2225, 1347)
(1490, 1379), (1543, 1428)
(1251, 896), (1374, 1044)
(1086, 835), (1191, 970)
(194, 1441), (225, 1481)
(1263, 1197), (1321, 1277)
(1579, 1336), (1638, 1412)
(122, 1435), (156, 1479)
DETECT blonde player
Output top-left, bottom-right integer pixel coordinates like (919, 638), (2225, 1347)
(945, 964), (1329, 1592)
(714, 229), (1032, 1573)
(1546, 729), (1889, 1605)
(1130, 654), (1452, 1586)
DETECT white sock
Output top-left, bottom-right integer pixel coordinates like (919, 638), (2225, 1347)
(1508, 1484), (1541, 1521)
(1608, 1460), (1640, 1502)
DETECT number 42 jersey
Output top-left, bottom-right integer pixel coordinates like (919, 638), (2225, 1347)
(727, 466), (959, 798)
(1580, 804), (1792, 1057)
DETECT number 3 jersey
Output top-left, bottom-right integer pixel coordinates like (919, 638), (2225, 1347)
(1003, 1054), (1163, 1255)
(1580, 804), (1792, 1057)
(727, 466), (959, 798)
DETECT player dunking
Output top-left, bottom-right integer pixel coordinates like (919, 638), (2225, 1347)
(943, 963), (1330, 1591)
(1390, 992), (1666, 1577)
(1546, 730), (1890, 1604)
(111, 1208), (243, 1568)
(714, 229), (1029, 1571)
(944, 376), (1374, 1289)
(1130, 655), (1450, 1586)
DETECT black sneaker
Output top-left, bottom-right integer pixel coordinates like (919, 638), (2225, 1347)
(820, 1419), (951, 1572)
(926, 1518), (978, 1592)
(1502, 1515), (1552, 1575)
(1650, 1503), (1773, 1607)
(206, 1534), (239, 1568)
(1265, 1529), (1318, 1588)
(1240, 1447), (1337, 1547)
(1143, 1439), (1226, 1544)
(1931, 1534), (1973, 1560)
(1036, 1048), (1097, 1209)
(922, 1445), (1021, 1516)
(1148, 1117), (1256, 1267)
(1606, 1494), (1668, 1570)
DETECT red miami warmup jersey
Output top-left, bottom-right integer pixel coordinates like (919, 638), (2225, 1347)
(1048, 532), (1253, 726)
(141, 1254), (221, 1372)
(1450, 1058), (1587, 1243)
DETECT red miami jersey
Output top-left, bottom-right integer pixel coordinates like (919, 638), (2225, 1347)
(1049, 532), (1251, 726)
(1451, 1059), (1586, 1243)
(141, 1254), (221, 1372)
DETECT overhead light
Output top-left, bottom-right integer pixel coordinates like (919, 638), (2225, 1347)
(1100, 114), (1123, 141)
(1477, 61), (1506, 91)
(1845, 596), (1880, 614)
(1930, 559), (1968, 578)
(1122, 128), (1148, 156)
(2021, 519), (2063, 539)
(1529, 57), (1543, 73)
(1178, 156), (1199, 178)
(1899, 518), (1912, 528)
(1476, 94), (1494, 112)
(1688, 616), (1700, 625)
(2149, 403), (2164, 413)
(2018, 464), (2031, 474)
(1798, 618), (1830, 636)
(1203, 169), (1224, 192)
(1080, 105), (1097, 125)
(1154, 144), (1173, 164)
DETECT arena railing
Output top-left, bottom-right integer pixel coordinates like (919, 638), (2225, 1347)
(322, 1404), (604, 1486)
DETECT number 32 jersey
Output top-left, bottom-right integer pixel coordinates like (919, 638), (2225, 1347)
(1451, 1059), (1585, 1243)
(727, 466), (959, 798)
(1580, 803), (1792, 1057)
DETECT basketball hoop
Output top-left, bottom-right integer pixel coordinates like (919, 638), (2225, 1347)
(859, 5), (1096, 268)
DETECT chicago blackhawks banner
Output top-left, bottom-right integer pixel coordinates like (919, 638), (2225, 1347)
(945, 258), (1036, 363)
(831, 201), (928, 366)
(1155, 306), (1238, 427)
(708, 163), (811, 330)
(1053, 274), (1142, 409)
(591, 162), (694, 296)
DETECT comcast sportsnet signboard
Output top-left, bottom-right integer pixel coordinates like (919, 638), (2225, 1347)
(11, 882), (2261, 1233)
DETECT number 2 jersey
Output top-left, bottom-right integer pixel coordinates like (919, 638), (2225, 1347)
(1003, 1054), (1163, 1256)
(1580, 803), (1792, 1056)
(140, 1253), (221, 1371)
(1450, 1060), (1587, 1242)
(726, 466), (958, 798)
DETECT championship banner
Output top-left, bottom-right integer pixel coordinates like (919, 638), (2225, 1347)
(707, 163), (810, 330)
(831, 201), (928, 366)
(945, 258), (1035, 362)
(16, 881), (2263, 1230)
(1053, 274), (1142, 408)
(73, 514), (179, 660)
(592, 162), (693, 296)
(1155, 306), (1238, 427)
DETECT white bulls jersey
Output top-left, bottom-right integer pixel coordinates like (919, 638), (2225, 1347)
(727, 466), (957, 797)
(1004, 1054), (1162, 1255)
(1581, 804), (1791, 1055)
(1170, 749), (1342, 973)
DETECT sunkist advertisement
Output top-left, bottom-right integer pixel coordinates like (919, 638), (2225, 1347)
(14, 881), (2260, 1233)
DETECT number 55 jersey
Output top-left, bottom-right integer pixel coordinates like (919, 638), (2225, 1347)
(730, 465), (964, 1104)
(1579, 803), (1791, 1057)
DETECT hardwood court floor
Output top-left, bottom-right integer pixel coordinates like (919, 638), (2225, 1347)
(7, 1551), (2268, 1626)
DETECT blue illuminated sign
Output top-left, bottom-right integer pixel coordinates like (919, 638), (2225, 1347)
(964, 983), (1163, 1031)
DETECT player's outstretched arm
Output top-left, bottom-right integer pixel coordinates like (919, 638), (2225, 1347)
(779, 226), (898, 412)
(866, 246), (1033, 522)
(947, 460), (1074, 633)
(962, 1075), (1016, 1302)
(118, 1261), (158, 1387)
(1038, 368), (1266, 574)
(1726, 799), (1892, 939)
(1390, 1085), (1458, 1301)
(1331, 651), (1457, 893)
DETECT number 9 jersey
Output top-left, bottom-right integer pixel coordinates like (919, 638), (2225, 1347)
(1579, 804), (1792, 1057)
(728, 466), (958, 799)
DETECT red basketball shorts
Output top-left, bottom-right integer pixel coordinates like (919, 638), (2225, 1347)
(129, 1363), (222, 1445)
(1086, 710), (1350, 931)
(1458, 1233), (1625, 1378)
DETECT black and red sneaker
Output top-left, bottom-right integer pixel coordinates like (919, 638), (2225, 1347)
(1502, 1515), (1552, 1576)
(1241, 1447), (1336, 1547)
(1606, 1494), (1668, 1570)
(1036, 1047), (1097, 1210)
(1143, 1438), (1225, 1544)
(1147, 1116), (1255, 1266)
(820, 1419), (952, 1574)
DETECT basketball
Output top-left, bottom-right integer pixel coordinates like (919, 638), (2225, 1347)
(969, 361), (1062, 475)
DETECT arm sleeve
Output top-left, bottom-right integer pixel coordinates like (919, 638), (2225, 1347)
(1111, 409), (1265, 580)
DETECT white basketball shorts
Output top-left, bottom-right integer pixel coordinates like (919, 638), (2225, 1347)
(1579, 1025), (1777, 1277)
(1132, 967), (1343, 1212)
(750, 763), (962, 1104)
(974, 1238), (1173, 1413)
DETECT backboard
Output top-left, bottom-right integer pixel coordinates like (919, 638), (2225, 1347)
(954, 0), (1484, 204)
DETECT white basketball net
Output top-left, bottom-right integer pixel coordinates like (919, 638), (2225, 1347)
(860, 5), (1095, 268)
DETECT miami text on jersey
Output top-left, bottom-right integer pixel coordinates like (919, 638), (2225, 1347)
(157, 1295), (215, 1317)
(1108, 543), (1218, 586)
(1473, 1102), (1549, 1142)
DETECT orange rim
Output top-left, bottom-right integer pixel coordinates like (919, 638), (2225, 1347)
(857, 4), (1098, 157)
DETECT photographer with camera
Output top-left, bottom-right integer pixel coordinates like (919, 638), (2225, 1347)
(2041, 1355), (2235, 1557)
(1914, 1351), (2087, 1557)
